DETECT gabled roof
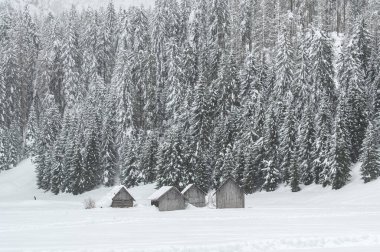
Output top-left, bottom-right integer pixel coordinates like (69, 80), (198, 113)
(148, 186), (184, 201)
(112, 186), (135, 201)
(214, 177), (244, 195)
(181, 184), (206, 195)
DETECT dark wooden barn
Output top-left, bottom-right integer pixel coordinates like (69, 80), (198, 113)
(181, 184), (206, 207)
(215, 178), (245, 209)
(111, 187), (135, 208)
(148, 186), (186, 211)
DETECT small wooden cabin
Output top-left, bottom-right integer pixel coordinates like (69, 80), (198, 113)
(148, 186), (186, 211)
(111, 187), (135, 208)
(215, 177), (245, 209)
(181, 184), (206, 207)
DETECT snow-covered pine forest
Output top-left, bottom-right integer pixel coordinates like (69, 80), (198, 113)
(0, 0), (380, 195)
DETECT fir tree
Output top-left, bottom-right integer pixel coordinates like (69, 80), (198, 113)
(298, 102), (316, 185)
(310, 29), (336, 107)
(289, 151), (301, 192)
(338, 33), (368, 162)
(262, 106), (281, 192)
(83, 130), (102, 191)
(140, 132), (159, 184)
(313, 93), (333, 185)
(243, 137), (265, 193)
(279, 96), (297, 184)
(121, 136), (142, 188)
(156, 127), (186, 189)
(326, 98), (352, 189)
(68, 133), (85, 195)
(274, 26), (294, 100)
(360, 121), (380, 183)
(102, 105), (118, 187)
(220, 144), (235, 181)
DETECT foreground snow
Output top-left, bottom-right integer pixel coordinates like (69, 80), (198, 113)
(0, 160), (380, 251)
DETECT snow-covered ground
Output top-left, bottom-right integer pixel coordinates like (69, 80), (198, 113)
(1, 160), (380, 252)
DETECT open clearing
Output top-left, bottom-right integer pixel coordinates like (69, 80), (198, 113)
(1, 159), (380, 252)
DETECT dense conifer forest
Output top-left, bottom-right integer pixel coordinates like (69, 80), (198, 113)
(1, 0), (380, 195)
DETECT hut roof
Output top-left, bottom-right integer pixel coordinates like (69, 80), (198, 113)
(214, 177), (244, 195)
(112, 186), (135, 201)
(181, 184), (206, 195)
(148, 186), (181, 201)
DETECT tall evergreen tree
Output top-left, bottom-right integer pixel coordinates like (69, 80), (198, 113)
(360, 121), (380, 183)
(325, 98), (351, 189)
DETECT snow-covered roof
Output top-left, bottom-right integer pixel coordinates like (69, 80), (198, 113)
(214, 177), (243, 195)
(181, 184), (194, 194)
(148, 186), (174, 201)
(181, 184), (206, 195)
(112, 186), (135, 201)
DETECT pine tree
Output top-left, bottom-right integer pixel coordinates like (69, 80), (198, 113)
(298, 102), (316, 185)
(289, 151), (301, 192)
(360, 121), (380, 183)
(208, 0), (230, 81)
(326, 98), (352, 189)
(62, 8), (82, 110)
(121, 136), (142, 188)
(240, 53), (258, 110)
(294, 31), (312, 117)
(338, 30), (368, 163)
(220, 144), (235, 181)
(140, 132), (159, 184)
(156, 127), (187, 189)
(214, 50), (241, 118)
(243, 137), (265, 193)
(68, 132), (85, 195)
(310, 29), (336, 107)
(101, 94), (118, 187)
(279, 96), (297, 184)
(274, 26), (294, 100)
(166, 38), (185, 122)
(190, 72), (212, 190)
(313, 93), (333, 185)
(262, 106), (281, 192)
(50, 134), (65, 195)
(34, 95), (61, 190)
(25, 101), (39, 157)
(233, 142), (246, 186)
(98, 1), (118, 84)
(83, 130), (102, 191)
(7, 120), (22, 168)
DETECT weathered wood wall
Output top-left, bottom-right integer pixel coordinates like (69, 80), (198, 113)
(158, 188), (186, 211)
(183, 187), (206, 207)
(111, 200), (134, 208)
(216, 180), (245, 209)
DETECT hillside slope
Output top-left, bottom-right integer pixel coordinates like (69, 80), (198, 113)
(0, 160), (380, 252)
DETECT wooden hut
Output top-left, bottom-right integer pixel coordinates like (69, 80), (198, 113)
(111, 187), (135, 208)
(181, 184), (206, 207)
(215, 177), (245, 209)
(148, 186), (186, 211)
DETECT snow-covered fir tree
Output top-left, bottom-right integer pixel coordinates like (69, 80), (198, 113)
(0, 1), (380, 195)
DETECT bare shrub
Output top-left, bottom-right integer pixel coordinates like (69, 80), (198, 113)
(84, 198), (96, 209)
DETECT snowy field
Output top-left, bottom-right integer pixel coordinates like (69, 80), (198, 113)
(1, 160), (380, 252)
